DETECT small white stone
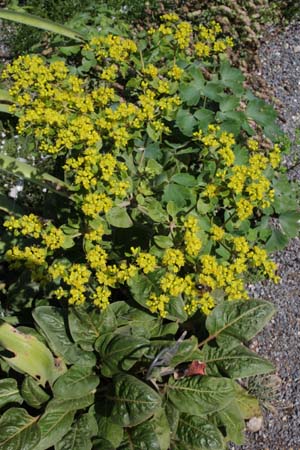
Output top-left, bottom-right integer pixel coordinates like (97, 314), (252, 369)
(294, 45), (300, 53)
(247, 416), (263, 432)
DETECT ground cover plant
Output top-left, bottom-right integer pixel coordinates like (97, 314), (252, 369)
(0, 10), (300, 450)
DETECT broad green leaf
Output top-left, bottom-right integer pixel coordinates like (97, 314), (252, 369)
(35, 407), (75, 450)
(97, 414), (123, 447)
(202, 344), (274, 378)
(234, 384), (261, 419)
(68, 305), (117, 351)
(0, 378), (22, 409)
(165, 401), (180, 437)
(154, 235), (174, 249)
(162, 183), (194, 208)
(21, 377), (50, 409)
(109, 301), (158, 337)
(279, 211), (300, 238)
(92, 439), (115, 450)
(35, 397), (94, 450)
(0, 103), (12, 114)
(169, 336), (202, 366)
(265, 228), (289, 252)
(128, 272), (161, 310)
(0, 407), (40, 450)
(205, 300), (276, 347)
(179, 81), (202, 106)
(215, 400), (245, 445)
(96, 333), (149, 377)
(167, 376), (235, 416)
(194, 108), (215, 129)
(106, 207), (133, 228)
(33, 306), (95, 366)
(0, 88), (13, 103)
(142, 198), (169, 222)
(52, 365), (99, 399)
(0, 322), (66, 386)
(176, 108), (197, 136)
(246, 98), (277, 129)
(55, 413), (98, 450)
(0, 10), (85, 41)
(120, 408), (170, 450)
(203, 81), (223, 102)
(109, 374), (161, 427)
(175, 414), (225, 450)
(171, 173), (198, 187)
(219, 95), (240, 112)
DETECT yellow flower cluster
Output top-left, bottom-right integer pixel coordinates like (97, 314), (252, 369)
(183, 216), (202, 257)
(4, 214), (42, 238)
(162, 248), (185, 272)
(5, 245), (46, 269)
(195, 21), (233, 58)
(193, 125), (235, 167)
(2, 17), (282, 320)
(82, 193), (113, 218)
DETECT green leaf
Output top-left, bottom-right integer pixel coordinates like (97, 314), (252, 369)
(154, 235), (174, 249)
(95, 333), (149, 377)
(109, 374), (162, 427)
(68, 305), (117, 351)
(0, 322), (67, 387)
(205, 299), (276, 347)
(35, 404), (75, 450)
(142, 198), (168, 222)
(0, 103), (12, 114)
(55, 413), (98, 450)
(220, 61), (244, 94)
(0, 407), (40, 450)
(279, 211), (300, 238)
(120, 408), (170, 450)
(202, 344), (275, 378)
(97, 414), (123, 447)
(0, 10), (85, 41)
(0, 88), (13, 103)
(109, 301), (158, 337)
(219, 95), (240, 112)
(176, 108), (197, 136)
(194, 108), (215, 129)
(52, 365), (99, 400)
(106, 207), (133, 228)
(169, 336), (202, 366)
(0, 378), (22, 409)
(21, 377), (50, 409)
(171, 173), (197, 187)
(33, 306), (95, 366)
(234, 384), (261, 419)
(163, 183), (194, 208)
(179, 81), (202, 106)
(175, 414), (225, 450)
(265, 228), (289, 252)
(167, 376), (235, 416)
(203, 82), (223, 101)
(246, 98), (277, 129)
(215, 400), (245, 445)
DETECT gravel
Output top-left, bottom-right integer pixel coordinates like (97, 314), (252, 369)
(233, 20), (300, 450)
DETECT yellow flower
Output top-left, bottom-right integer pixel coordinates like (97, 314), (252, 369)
(236, 198), (253, 221)
(162, 248), (185, 272)
(136, 252), (157, 274)
(210, 224), (225, 241)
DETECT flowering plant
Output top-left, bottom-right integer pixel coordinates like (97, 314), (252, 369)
(0, 12), (298, 449)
